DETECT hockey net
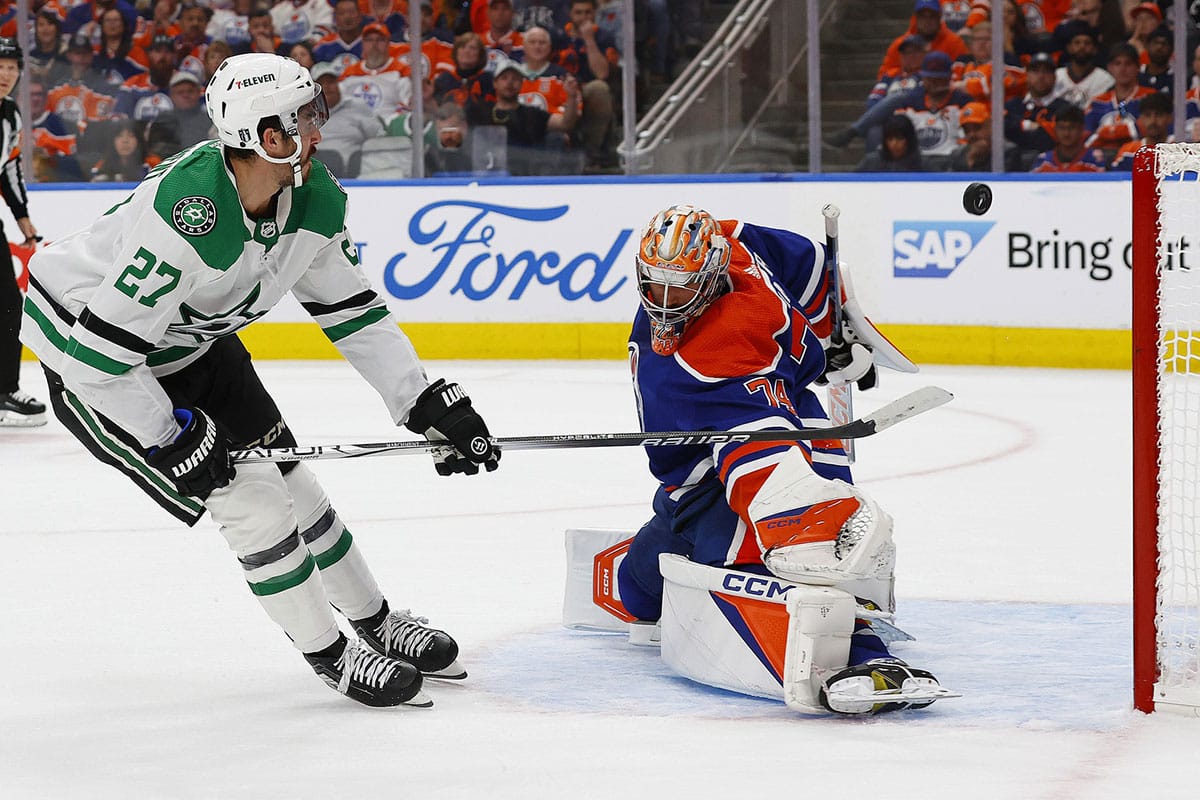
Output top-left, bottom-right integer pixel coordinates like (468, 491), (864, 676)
(1133, 144), (1200, 715)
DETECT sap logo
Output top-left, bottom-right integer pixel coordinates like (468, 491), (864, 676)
(721, 574), (793, 600)
(893, 220), (995, 278)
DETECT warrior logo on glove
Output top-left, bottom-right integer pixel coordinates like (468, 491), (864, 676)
(405, 379), (501, 476)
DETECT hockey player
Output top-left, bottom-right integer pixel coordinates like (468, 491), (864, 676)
(19, 53), (501, 708)
(0, 37), (47, 427)
(618, 204), (949, 715)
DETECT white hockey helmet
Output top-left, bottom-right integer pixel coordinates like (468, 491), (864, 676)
(205, 53), (328, 187)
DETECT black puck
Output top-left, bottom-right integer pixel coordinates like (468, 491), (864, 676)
(963, 182), (992, 216)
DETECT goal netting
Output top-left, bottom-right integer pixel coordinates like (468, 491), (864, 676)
(1133, 143), (1200, 715)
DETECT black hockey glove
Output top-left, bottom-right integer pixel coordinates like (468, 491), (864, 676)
(405, 379), (500, 476)
(146, 407), (236, 499)
(815, 340), (878, 391)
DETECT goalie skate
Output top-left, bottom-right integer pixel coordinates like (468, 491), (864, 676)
(304, 637), (432, 708)
(819, 658), (960, 715)
(353, 604), (467, 680)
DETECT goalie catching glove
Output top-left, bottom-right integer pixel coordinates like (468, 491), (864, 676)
(405, 379), (500, 476)
(146, 407), (236, 499)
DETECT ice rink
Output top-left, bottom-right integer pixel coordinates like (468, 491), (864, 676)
(2, 358), (1198, 799)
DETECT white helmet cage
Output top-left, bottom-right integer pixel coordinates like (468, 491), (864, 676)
(205, 53), (327, 187)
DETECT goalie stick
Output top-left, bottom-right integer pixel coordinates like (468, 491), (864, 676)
(822, 203), (856, 464)
(231, 386), (952, 464)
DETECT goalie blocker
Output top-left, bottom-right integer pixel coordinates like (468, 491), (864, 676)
(562, 529), (957, 714)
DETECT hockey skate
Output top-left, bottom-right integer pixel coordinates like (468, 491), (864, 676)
(819, 658), (960, 715)
(304, 635), (431, 708)
(0, 391), (47, 427)
(353, 602), (467, 680)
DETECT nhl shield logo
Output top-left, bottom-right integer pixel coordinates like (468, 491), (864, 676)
(172, 196), (217, 236)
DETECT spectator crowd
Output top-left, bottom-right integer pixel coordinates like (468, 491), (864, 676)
(829, 0), (1199, 173)
(13, 0), (712, 181)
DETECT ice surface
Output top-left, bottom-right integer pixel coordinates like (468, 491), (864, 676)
(2, 360), (1197, 799)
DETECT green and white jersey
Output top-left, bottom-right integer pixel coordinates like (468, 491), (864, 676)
(21, 141), (427, 448)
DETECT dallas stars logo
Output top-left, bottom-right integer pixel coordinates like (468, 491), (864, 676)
(170, 285), (266, 342)
(172, 196), (217, 236)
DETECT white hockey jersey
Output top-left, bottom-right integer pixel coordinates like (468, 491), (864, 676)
(21, 141), (427, 449)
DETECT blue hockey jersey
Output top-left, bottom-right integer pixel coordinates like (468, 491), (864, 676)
(628, 219), (852, 567)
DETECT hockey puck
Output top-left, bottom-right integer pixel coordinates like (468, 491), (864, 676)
(963, 182), (992, 216)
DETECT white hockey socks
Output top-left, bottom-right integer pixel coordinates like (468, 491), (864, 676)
(285, 464), (383, 622)
(206, 464), (340, 653)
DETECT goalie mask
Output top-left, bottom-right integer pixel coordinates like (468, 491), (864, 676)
(635, 205), (732, 356)
(205, 53), (328, 187)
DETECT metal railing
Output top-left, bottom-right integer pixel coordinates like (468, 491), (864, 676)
(624, 0), (838, 175)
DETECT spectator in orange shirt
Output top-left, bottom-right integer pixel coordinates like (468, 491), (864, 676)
(878, 0), (967, 79)
(518, 25), (577, 116)
(951, 21), (1028, 102)
(483, 0), (524, 64)
(46, 35), (118, 135)
(27, 79), (85, 182)
(433, 31), (492, 105)
(340, 22), (415, 115)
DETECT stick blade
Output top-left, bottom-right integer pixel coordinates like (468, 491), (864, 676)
(864, 386), (954, 434)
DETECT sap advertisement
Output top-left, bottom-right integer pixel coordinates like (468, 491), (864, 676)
(24, 177), (1133, 329)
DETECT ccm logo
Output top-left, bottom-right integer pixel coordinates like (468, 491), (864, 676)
(721, 573), (792, 599)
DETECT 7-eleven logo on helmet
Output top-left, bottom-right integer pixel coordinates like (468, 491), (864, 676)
(234, 73), (276, 89)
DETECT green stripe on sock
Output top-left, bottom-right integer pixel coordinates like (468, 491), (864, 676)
(323, 307), (389, 343)
(249, 553), (316, 596)
(314, 528), (353, 570)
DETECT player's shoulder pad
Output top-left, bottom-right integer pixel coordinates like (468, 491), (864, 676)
(286, 159), (348, 240)
(150, 142), (250, 272)
(676, 258), (786, 380)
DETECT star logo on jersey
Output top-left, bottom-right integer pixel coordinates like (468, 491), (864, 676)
(170, 284), (266, 341)
(172, 196), (217, 236)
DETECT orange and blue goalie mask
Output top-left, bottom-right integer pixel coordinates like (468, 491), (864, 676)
(635, 204), (731, 356)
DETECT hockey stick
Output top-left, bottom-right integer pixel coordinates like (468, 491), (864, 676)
(230, 386), (952, 464)
(822, 203), (856, 463)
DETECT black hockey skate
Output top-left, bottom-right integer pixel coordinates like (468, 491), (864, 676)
(353, 602), (466, 680)
(0, 391), (47, 427)
(304, 635), (431, 708)
(819, 658), (959, 715)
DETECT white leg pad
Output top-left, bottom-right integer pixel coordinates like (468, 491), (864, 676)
(562, 528), (636, 632)
(659, 554), (793, 700)
(748, 458), (895, 586)
(782, 585), (856, 714)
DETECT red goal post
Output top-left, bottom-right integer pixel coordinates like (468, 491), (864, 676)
(1132, 144), (1200, 716)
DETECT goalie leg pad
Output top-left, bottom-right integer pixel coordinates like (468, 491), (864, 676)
(657, 554), (857, 710)
(748, 455), (895, 586)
